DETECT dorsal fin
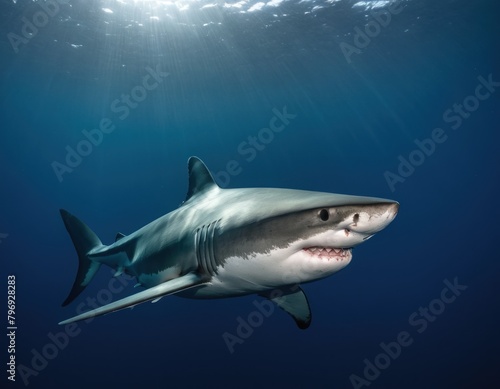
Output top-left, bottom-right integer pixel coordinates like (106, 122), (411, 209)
(115, 232), (126, 242)
(185, 157), (219, 201)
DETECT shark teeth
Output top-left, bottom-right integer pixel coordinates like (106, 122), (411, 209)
(303, 247), (351, 261)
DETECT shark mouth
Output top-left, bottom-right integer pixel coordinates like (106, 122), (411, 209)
(303, 247), (352, 261)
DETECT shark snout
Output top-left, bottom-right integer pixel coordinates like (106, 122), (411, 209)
(350, 202), (399, 229)
(333, 202), (399, 247)
(390, 202), (399, 217)
(381, 202), (399, 221)
(349, 202), (398, 234)
(385, 201), (399, 222)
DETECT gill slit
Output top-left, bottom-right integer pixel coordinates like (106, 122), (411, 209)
(195, 219), (221, 276)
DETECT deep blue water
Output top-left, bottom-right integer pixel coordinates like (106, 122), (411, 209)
(1, 0), (499, 387)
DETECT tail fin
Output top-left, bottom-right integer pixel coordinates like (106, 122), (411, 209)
(60, 209), (103, 307)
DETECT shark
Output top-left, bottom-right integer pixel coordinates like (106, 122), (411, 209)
(59, 157), (399, 328)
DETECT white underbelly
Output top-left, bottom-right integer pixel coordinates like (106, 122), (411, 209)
(182, 252), (291, 298)
(137, 266), (181, 288)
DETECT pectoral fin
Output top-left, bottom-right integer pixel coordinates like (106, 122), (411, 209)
(59, 273), (207, 325)
(259, 286), (312, 329)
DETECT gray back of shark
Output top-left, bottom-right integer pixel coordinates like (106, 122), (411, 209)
(59, 157), (399, 329)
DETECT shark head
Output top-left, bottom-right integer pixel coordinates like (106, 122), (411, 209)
(261, 200), (399, 285)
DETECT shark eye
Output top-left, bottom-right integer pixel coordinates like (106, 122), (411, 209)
(318, 209), (329, 221)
